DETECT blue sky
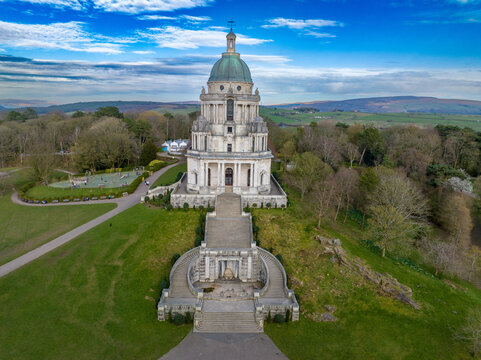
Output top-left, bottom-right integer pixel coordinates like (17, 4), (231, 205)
(0, 0), (480, 104)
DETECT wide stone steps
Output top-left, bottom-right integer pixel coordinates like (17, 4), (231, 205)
(261, 253), (287, 298)
(169, 250), (198, 298)
(195, 312), (263, 333)
(206, 217), (251, 248)
(215, 193), (241, 217)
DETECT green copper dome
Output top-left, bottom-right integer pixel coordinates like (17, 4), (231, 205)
(208, 53), (253, 83)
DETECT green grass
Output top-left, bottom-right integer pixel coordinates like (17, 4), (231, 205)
(0, 193), (115, 265)
(154, 105), (199, 116)
(254, 200), (481, 359)
(261, 107), (481, 131)
(0, 205), (197, 360)
(151, 163), (186, 188)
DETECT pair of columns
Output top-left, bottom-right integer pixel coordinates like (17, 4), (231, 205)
(201, 161), (256, 188)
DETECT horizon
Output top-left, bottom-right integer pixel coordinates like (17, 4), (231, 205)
(0, 0), (480, 104)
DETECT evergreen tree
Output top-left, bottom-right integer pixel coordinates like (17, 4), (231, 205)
(139, 139), (158, 166)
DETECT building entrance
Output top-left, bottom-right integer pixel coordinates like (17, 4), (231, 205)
(225, 168), (233, 186)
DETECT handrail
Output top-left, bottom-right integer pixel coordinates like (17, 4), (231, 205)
(167, 246), (200, 296)
(254, 251), (269, 297)
(187, 254), (203, 299)
(258, 247), (293, 299)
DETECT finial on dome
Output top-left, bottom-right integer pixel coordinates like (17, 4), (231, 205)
(226, 20), (236, 53)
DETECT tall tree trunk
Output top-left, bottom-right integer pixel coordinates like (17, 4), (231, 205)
(359, 147), (367, 165)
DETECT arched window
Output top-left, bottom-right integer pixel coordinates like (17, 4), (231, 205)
(227, 99), (234, 121)
(194, 172), (197, 185)
(247, 168), (251, 187)
(208, 168), (211, 186)
(260, 173), (264, 185)
(252, 137), (255, 151)
(204, 136), (207, 151)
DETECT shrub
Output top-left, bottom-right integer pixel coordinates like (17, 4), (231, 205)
(144, 195), (149, 202)
(171, 253), (180, 265)
(275, 254), (284, 264)
(267, 311), (271, 323)
(159, 277), (169, 291)
(185, 312), (192, 324)
(168, 310), (172, 322)
(285, 309), (290, 323)
(252, 203), (258, 208)
(266, 202), (272, 208)
(167, 204), (173, 211)
(274, 314), (285, 324)
(175, 172), (183, 182)
(173, 313), (185, 326)
(194, 235), (202, 247)
(183, 202), (189, 211)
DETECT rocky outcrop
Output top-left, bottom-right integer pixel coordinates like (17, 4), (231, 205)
(315, 235), (421, 310)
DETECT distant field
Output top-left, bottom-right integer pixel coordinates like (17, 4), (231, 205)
(261, 107), (481, 131)
(154, 105), (199, 116)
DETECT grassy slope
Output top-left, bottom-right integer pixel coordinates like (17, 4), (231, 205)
(0, 194), (115, 265)
(151, 163), (187, 188)
(0, 205), (196, 360)
(255, 199), (480, 359)
(261, 107), (481, 131)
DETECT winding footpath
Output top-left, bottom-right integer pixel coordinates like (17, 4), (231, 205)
(0, 160), (184, 278)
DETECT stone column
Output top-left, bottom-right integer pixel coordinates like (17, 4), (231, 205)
(217, 162), (221, 186)
(248, 256), (252, 279)
(205, 256), (210, 279)
(221, 162), (225, 186)
(253, 163), (256, 187)
(250, 163), (253, 187)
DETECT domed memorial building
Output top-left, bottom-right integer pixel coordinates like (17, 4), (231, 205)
(159, 30), (297, 333)
(170, 29), (287, 208)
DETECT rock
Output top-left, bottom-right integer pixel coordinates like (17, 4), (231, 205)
(452, 310), (457, 315)
(315, 235), (330, 245)
(321, 313), (338, 322)
(144, 296), (155, 302)
(324, 305), (336, 313)
(323, 247), (335, 256)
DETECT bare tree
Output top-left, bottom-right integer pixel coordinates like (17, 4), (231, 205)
(367, 174), (429, 257)
(455, 308), (481, 357)
(344, 142), (360, 168)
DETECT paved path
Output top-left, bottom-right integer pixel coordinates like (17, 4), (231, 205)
(0, 160), (184, 278)
(159, 332), (289, 360)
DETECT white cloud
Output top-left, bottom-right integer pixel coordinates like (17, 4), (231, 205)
(262, 18), (342, 29)
(0, 48), (5, 52)
(304, 31), (336, 38)
(2, 54), (480, 104)
(137, 14), (211, 22)
(137, 15), (177, 20)
(0, 20), (126, 54)
(133, 50), (155, 54)
(92, 0), (211, 13)
(139, 26), (271, 49)
(17, 0), (85, 10)
(10, 0), (212, 13)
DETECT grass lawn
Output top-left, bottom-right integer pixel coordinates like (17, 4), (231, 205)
(151, 163), (186, 188)
(254, 199), (481, 359)
(0, 205), (197, 360)
(0, 193), (115, 265)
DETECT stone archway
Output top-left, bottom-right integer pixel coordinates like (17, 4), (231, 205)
(225, 167), (233, 186)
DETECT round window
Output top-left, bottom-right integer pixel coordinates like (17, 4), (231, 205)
(237, 86), (241, 91)
(220, 85), (224, 91)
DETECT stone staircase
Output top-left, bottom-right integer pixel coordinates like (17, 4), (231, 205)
(169, 250), (198, 298)
(215, 193), (241, 217)
(195, 311), (262, 333)
(260, 252), (287, 298)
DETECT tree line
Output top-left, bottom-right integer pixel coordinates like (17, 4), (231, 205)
(267, 118), (481, 282)
(0, 106), (196, 182)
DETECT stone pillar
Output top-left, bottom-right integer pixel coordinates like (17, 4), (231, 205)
(217, 162), (221, 186)
(248, 256), (252, 279)
(253, 163), (256, 187)
(250, 163), (253, 187)
(221, 162), (225, 186)
(205, 256), (210, 279)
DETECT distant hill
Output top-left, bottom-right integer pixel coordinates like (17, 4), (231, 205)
(18, 101), (200, 115)
(0, 105), (5, 111)
(271, 96), (481, 115)
(0, 99), (54, 109)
